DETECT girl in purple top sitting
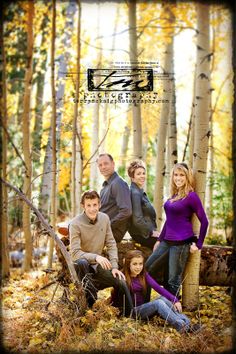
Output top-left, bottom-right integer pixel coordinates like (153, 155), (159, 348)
(146, 162), (208, 298)
(111, 250), (200, 333)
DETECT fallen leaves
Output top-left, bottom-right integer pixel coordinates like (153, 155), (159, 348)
(1, 270), (233, 353)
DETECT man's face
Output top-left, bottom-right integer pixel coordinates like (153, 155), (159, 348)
(82, 197), (100, 221)
(97, 155), (115, 179)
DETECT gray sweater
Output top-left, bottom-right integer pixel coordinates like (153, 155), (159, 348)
(69, 211), (118, 269)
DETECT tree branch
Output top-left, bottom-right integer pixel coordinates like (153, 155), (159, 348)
(83, 117), (111, 170)
(0, 177), (79, 284)
(0, 118), (27, 168)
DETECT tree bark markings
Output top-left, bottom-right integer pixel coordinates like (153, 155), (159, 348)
(183, 3), (211, 309)
(22, 1), (34, 272)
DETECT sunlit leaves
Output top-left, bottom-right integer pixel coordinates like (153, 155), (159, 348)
(2, 270), (233, 353)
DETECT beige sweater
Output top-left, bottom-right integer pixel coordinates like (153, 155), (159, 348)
(69, 211), (118, 269)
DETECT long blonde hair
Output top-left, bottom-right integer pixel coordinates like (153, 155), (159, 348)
(170, 163), (194, 202)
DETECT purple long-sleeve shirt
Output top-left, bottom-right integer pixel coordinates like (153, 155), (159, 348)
(131, 273), (178, 307)
(159, 191), (208, 249)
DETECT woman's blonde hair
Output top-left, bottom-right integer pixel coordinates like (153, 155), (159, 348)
(127, 159), (146, 178)
(170, 163), (194, 202)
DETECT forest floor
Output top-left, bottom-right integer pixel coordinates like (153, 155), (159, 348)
(1, 263), (233, 354)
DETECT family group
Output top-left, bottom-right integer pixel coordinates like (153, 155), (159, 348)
(69, 153), (208, 333)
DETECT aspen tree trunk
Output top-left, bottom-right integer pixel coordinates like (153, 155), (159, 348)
(32, 14), (49, 169)
(207, 15), (216, 237)
(117, 117), (131, 176)
(183, 115), (192, 164)
(47, 0), (57, 268)
(154, 40), (174, 230)
(100, 6), (119, 155)
(166, 71), (177, 190)
(89, 102), (99, 190)
(207, 95), (214, 237)
(182, 63), (197, 166)
(189, 115), (195, 168)
(0, 4), (10, 278)
(89, 4), (101, 191)
(128, 0), (142, 159)
(168, 82), (177, 167)
(154, 4), (175, 230)
(22, 1), (34, 272)
(121, 125), (131, 163)
(182, 3), (211, 309)
(71, 0), (82, 216)
(142, 126), (149, 161)
(39, 0), (76, 216)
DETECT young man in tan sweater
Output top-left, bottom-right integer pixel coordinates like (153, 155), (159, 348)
(69, 190), (133, 315)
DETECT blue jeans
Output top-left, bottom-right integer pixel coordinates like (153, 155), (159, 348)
(145, 241), (190, 297)
(132, 296), (190, 332)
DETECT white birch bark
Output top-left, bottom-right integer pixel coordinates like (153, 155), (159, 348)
(128, 0), (142, 159)
(154, 40), (174, 230)
(22, 1), (34, 272)
(72, 0), (82, 216)
(182, 3), (211, 309)
(39, 0), (76, 216)
(89, 4), (101, 191)
(47, 0), (57, 268)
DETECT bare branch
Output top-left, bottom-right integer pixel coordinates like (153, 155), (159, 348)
(83, 118), (111, 170)
(0, 178), (79, 284)
(0, 118), (27, 168)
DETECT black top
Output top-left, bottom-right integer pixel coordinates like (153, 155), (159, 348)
(129, 182), (157, 239)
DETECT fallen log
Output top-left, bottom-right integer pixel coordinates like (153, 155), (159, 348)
(57, 223), (233, 287)
(117, 241), (233, 287)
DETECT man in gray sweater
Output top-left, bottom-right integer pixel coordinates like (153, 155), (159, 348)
(69, 190), (133, 315)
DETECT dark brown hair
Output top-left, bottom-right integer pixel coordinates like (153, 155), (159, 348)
(80, 190), (100, 205)
(127, 160), (146, 178)
(122, 250), (147, 297)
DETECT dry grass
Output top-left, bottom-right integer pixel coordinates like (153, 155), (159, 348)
(1, 268), (233, 354)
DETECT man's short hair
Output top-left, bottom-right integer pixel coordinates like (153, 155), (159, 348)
(81, 190), (100, 205)
(97, 153), (114, 162)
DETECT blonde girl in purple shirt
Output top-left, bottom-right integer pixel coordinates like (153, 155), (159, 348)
(146, 163), (208, 298)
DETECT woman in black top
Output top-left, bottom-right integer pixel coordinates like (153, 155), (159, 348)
(127, 160), (159, 249)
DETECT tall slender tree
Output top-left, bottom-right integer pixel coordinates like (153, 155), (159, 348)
(47, 0), (57, 268)
(89, 4), (101, 191)
(1, 2), (10, 278)
(39, 0), (76, 217)
(71, 0), (82, 216)
(128, 0), (142, 159)
(166, 59), (177, 190)
(100, 5), (120, 155)
(32, 11), (50, 171)
(182, 64), (197, 167)
(183, 2), (211, 309)
(154, 5), (175, 230)
(22, 0), (34, 272)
